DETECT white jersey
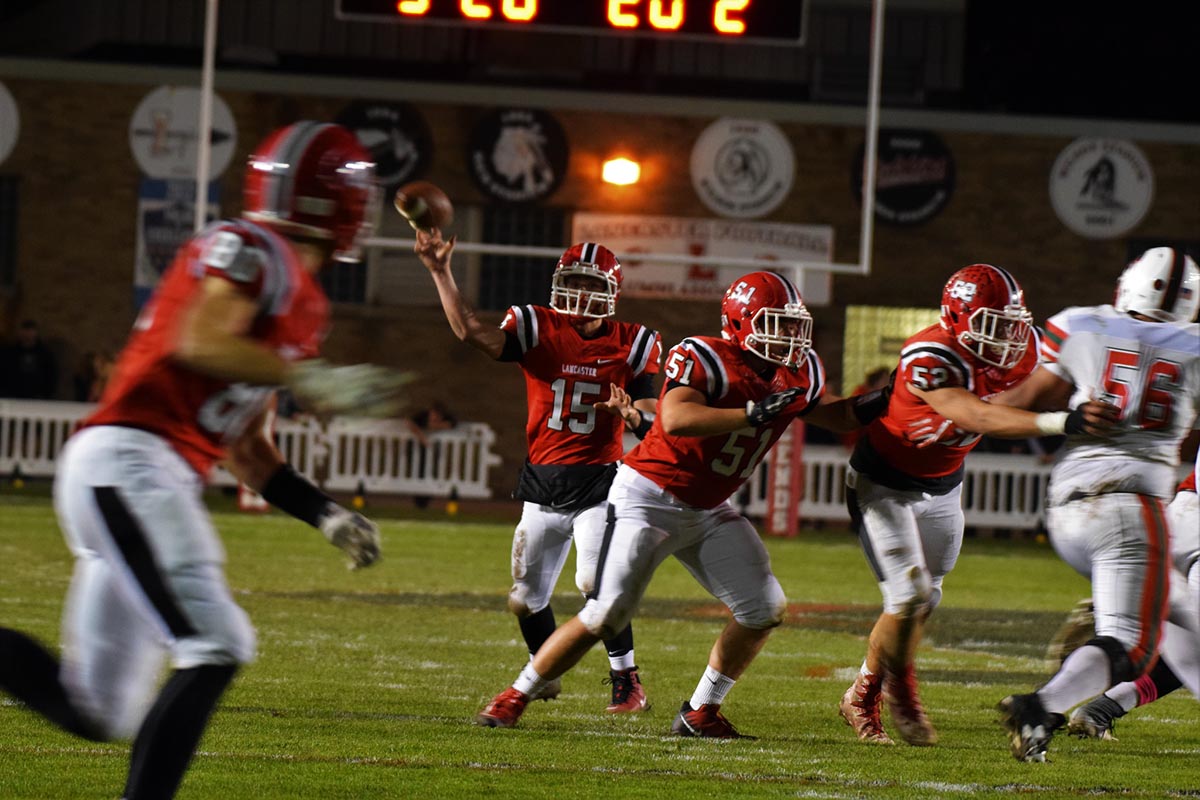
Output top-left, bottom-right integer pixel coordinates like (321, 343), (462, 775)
(1041, 304), (1200, 505)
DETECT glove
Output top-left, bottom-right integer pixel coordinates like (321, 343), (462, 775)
(745, 387), (805, 427)
(288, 359), (415, 418)
(319, 506), (382, 570)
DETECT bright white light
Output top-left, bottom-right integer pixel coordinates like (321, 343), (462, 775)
(602, 157), (640, 186)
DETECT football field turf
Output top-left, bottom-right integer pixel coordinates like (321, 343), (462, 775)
(1, 494), (1196, 799)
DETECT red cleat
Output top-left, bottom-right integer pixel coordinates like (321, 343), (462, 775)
(604, 667), (649, 713)
(476, 687), (529, 728)
(670, 701), (753, 739)
(839, 671), (894, 745)
(883, 665), (938, 746)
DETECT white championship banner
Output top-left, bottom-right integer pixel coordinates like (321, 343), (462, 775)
(571, 212), (834, 305)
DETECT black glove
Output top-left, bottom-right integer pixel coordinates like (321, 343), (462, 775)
(746, 387), (805, 427)
(1064, 406), (1090, 435)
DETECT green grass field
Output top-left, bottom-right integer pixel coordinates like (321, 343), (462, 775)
(1, 493), (1197, 799)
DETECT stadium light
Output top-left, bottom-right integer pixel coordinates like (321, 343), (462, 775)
(602, 157), (641, 186)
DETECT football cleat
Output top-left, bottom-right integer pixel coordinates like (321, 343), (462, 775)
(670, 701), (753, 739)
(998, 693), (1066, 762)
(476, 687), (529, 728)
(883, 665), (938, 746)
(604, 667), (649, 714)
(527, 676), (562, 702)
(1043, 599), (1095, 672)
(839, 672), (894, 744)
(1068, 695), (1124, 741)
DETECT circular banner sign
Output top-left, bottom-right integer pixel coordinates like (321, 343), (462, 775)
(853, 129), (955, 226)
(1049, 138), (1154, 239)
(129, 86), (236, 180)
(335, 101), (432, 191)
(467, 108), (568, 204)
(0, 82), (18, 166)
(690, 118), (794, 219)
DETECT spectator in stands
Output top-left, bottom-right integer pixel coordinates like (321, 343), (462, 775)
(407, 401), (458, 509)
(0, 319), (58, 399)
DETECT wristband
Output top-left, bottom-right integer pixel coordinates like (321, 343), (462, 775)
(633, 410), (655, 439)
(1035, 411), (1069, 436)
(260, 464), (336, 528)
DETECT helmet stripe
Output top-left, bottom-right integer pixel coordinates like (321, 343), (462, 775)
(988, 264), (1021, 301)
(579, 242), (597, 265)
(765, 271), (801, 305)
(266, 122), (327, 220)
(1162, 248), (1186, 314)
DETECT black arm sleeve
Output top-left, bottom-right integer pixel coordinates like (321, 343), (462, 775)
(260, 465), (336, 528)
(497, 330), (523, 363)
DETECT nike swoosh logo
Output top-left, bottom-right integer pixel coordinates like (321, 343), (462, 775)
(597, 359), (615, 364)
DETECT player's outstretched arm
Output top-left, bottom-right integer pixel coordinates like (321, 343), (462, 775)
(413, 228), (506, 360)
(659, 385), (758, 437)
(225, 414), (382, 570)
(989, 366), (1076, 411)
(595, 384), (660, 438)
(174, 276), (292, 385)
(803, 383), (893, 433)
(913, 385), (1118, 439)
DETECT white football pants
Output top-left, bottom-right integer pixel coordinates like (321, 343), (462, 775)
(577, 465), (787, 639)
(53, 426), (255, 739)
(1047, 493), (1171, 677)
(847, 469), (964, 616)
(508, 500), (608, 617)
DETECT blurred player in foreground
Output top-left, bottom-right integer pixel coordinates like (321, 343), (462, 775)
(0, 122), (409, 800)
(477, 270), (892, 736)
(416, 231), (660, 714)
(993, 247), (1200, 762)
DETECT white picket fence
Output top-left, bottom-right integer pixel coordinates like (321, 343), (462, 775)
(0, 400), (501, 499)
(744, 444), (1054, 530)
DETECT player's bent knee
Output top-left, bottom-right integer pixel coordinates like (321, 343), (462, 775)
(1087, 635), (1138, 683)
(579, 598), (633, 641)
(176, 610), (257, 668)
(733, 583), (787, 630)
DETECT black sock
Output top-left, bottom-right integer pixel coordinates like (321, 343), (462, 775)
(604, 624), (634, 662)
(518, 606), (557, 656)
(124, 664), (237, 800)
(1148, 657), (1183, 698)
(0, 627), (104, 741)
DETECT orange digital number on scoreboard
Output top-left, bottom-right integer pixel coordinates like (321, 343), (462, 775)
(337, 0), (806, 45)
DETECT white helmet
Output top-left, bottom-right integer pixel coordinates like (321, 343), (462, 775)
(1114, 247), (1200, 323)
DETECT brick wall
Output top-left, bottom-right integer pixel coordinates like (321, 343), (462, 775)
(2, 74), (1197, 493)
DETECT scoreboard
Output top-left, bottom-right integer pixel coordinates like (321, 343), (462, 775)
(335, 1), (807, 46)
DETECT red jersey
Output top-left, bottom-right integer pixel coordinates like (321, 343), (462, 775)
(624, 336), (826, 509)
(85, 219), (329, 477)
(500, 305), (661, 466)
(852, 323), (1037, 490)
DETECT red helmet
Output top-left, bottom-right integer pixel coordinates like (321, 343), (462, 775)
(720, 271), (813, 369)
(243, 121), (377, 262)
(940, 264), (1033, 369)
(549, 242), (623, 318)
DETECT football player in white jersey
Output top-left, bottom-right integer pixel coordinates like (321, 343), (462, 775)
(991, 247), (1200, 762)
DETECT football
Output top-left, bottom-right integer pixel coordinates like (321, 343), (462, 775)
(393, 181), (453, 232)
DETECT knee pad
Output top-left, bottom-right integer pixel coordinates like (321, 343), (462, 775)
(883, 566), (934, 617)
(174, 606), (256, 669)
(1087, 636), (1136, 684)
(579, 597), (634, 641)
(732, 582), (787, 630)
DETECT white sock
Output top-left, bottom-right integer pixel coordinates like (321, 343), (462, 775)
(512, 662), (550, 698)
(859, 661), (875, 677)
(609, 651), (636, 672)
(1037, 645), (1113, 714)
(689, 666), (735, 708)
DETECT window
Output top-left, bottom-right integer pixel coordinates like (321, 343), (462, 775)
(478, 206), (566, 311)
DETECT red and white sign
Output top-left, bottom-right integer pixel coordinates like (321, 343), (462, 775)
(571, 212), (833, 306)
(766, 421), (804, 537)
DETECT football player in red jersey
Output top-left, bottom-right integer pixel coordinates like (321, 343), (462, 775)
(839, 264), (1117, 748)
(415, 233), (661, 713)
(0, 122), (411, 800)
(475, 271), (893, 736)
